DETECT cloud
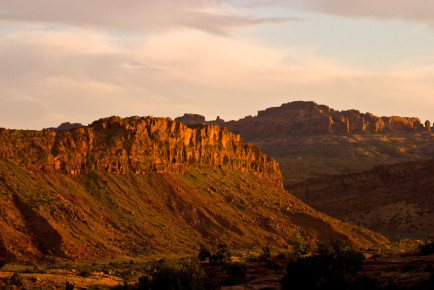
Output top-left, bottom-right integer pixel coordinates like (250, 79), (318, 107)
(263, 0), (434, 24)
(0, 0), (298, 35)
(1, 25), (434, 129)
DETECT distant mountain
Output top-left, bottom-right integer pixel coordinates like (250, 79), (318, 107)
(286, 158), (434, 239)
(43, 122), (84, 131)
(0, 116), (385, 263)
(176, 101), (434, 179)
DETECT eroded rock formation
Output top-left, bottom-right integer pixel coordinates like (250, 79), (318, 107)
(0, 116), (282, 185)
(174, 114), (205, 126)
(177, 101), (432, 138)
(43, 122), (84, 132)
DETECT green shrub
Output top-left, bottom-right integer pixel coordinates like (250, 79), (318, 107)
(290, 231), (304, 253)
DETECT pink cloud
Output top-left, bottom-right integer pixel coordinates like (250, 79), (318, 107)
(0, 0), (297, 34)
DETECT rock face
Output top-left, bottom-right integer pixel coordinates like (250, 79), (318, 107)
(203, 101), (430, 138)
(0, 116), (282, 185)
(176, 101), (434, 179)
(286, 159), (434, 239)
(174, 113), (205, 126)
(43, 122), (84, 131)
(0, 115), (388, 262)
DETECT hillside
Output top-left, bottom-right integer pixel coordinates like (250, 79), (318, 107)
(286, 159), (434, 239)
(0, 116), (386, 263)
(176, 101), (434, 179)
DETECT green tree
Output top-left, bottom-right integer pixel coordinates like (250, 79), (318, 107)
(291, 231), (304, 253)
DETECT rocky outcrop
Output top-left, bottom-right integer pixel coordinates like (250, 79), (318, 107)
(286, 159), (434, 239)
(43, 122), (84, 131)
(0, 116), (282, 185)
(176, 101), (434, 179)
(223, 101), (430, 138)
(177, 101), (432, 139)
(174, 114), (205, 126)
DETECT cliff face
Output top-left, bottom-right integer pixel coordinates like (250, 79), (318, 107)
(177, 101), (431, 138)
(174, 113), (205, 126)
(0, 115), (388, 262)
(217, 101), (431, 138)
(0, 116), (282, 185)
(176, 101), (434, 179)
(42, 122), (84, 132)
(286, 159), (434, 239)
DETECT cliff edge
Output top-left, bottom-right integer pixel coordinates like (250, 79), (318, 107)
(0, 116), (282, 185)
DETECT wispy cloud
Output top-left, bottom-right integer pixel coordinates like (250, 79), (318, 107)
(262, 0), (434, 25)
(1, 26), (434, 129)
(0, 0), (298, 35)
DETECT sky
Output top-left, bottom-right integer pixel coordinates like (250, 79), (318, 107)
(1, 0), (434, 129)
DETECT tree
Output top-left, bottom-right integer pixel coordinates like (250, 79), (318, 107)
(291, 231), (304, 253)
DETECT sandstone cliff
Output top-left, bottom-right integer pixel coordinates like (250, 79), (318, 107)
(0, 116), (282, 185)
(0, 115), (389, 263)
(174, 114), (205, 126)
(42, 122), (84, 132)
(178, 101), (431, 138)
(286, 159), (434, 239)
(176, 101), (434, 179)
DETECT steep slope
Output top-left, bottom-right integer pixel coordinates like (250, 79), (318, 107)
(286, 159), (434, 239)
(176, 101), (434, 179)
(0, 116), (386, 263)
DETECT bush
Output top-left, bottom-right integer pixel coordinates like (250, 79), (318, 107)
(290, 231), (304, 253)
(139, 258), (206, 290)
(198, 244), (211, 262)
(223, 262), (248, 284)
(198, 243), (232, 264)
(281, 240), (365, 290)
(215, 243), (231, 264)
(10, 273), (24, 286)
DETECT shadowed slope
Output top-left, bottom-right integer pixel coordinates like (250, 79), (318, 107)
(0, 158), (386, 262)
(287, 159), (434, 239)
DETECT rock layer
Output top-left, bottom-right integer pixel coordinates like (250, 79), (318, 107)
(178, 101), (431, 138)
(0, 116), (282, 185)
(176, 101), (434, 179)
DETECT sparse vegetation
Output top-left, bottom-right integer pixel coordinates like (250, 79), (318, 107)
(198, 243), (232, 264)
(281, 240), (366, 289)
(290, 230), (305, 254)
(138, 258), (207, 290)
